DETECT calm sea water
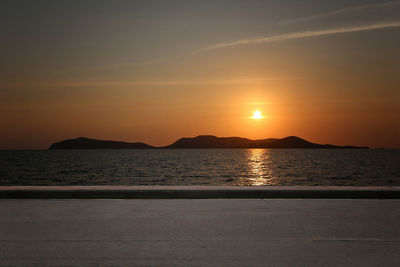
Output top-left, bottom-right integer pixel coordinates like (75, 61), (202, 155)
(0, 149), (399, 186)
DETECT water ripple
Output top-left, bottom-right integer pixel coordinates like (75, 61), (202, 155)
(0, 149), (399, 186)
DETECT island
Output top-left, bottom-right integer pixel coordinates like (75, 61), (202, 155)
(49, 135), (368, 149)
(49, 137), (154, 149)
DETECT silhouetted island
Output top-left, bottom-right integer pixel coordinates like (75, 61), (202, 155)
(49, 137), (154, 149)
(49, 135), (368, 149)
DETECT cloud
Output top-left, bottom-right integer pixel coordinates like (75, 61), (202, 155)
(205, 1), (400, 50)
(58, 1), (400, 72)
(206, 21), (400, 50)
(1, 77), (303, 89)
(94, 20), (400, 70)
(278, 1), (400, 25)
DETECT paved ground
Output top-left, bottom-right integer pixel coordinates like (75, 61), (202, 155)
(0, 199), (399, 266)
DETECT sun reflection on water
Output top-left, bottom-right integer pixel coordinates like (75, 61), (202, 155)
(244, 149), (277, 186)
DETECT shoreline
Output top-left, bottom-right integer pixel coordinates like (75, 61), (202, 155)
(1, 186), (399, 199)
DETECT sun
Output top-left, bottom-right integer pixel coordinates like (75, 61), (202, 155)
(252, 110), (263, 119)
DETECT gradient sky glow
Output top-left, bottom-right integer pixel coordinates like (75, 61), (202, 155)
(1, 0), (400, 149)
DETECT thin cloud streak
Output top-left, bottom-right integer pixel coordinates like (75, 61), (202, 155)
(206, 21), (400, 50)
(278, 1), (400, 25)
(0, 77), (307, 89)
(97, 21), (400, 70)
(53, 78), (271, 87)
(57, 1), (400, 74)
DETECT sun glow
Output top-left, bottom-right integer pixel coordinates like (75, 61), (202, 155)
(252, 110), (263, 119)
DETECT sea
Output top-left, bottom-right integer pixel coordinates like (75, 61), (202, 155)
(0, 149), (399, 186)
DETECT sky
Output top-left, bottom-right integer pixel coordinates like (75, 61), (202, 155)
(1, 0), (400, 149)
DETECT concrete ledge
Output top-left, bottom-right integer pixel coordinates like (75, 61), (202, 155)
(0, 186), (399, 199)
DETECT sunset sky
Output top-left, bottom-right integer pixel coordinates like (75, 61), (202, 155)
(1, 0), (400, 149)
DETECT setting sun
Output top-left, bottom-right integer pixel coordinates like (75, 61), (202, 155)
(252, 110), (263, 119)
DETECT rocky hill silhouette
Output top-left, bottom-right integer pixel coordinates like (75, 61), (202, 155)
(49, 137), (153, 149)
(49, 135), (368, 149)
(164, 135), (366, 149)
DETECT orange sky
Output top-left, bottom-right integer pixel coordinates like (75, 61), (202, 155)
(1, 0), (400, 149)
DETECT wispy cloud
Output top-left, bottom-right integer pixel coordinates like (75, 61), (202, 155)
(0, 77), (306, 89)
(278, 0), (400, 25)
(207, 1), (400, 50)
(93, 20), (400, 70)
(103, 21), (400, 70)
(57, 1), (400, 73)
(50, 78), (271, 87)
(206, 21), (400, 50)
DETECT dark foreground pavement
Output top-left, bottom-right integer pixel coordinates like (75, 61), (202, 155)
(1, 198), (399, 266)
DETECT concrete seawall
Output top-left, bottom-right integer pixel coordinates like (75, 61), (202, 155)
(1, 186), (400, 265)
(1, 197), (399, 266)
(1, 186), (399, 199)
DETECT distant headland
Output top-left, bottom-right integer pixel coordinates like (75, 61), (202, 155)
(49, 136), (368, 149)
